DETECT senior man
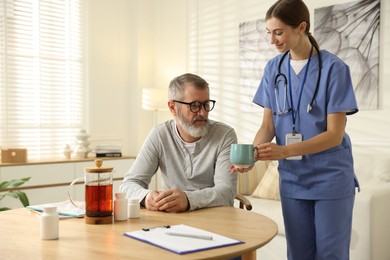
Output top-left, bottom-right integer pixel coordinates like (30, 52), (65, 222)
(119, 73), (237, 212)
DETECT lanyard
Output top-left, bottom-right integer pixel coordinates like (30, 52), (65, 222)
(288, 45), (313, 134)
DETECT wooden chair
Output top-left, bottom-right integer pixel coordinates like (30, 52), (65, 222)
(234, 195), (254, 260)
(234, 160), (271, 212)
(235, 194), (252, 211)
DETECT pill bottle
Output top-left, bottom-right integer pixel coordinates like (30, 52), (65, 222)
(128, 198), (140, 219)
(114, 192), (128, 221)
(40, 206), (59, 240)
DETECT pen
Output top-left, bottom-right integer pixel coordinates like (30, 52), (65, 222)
(165, 232), (213, 240)
(142, 225), (171, 231)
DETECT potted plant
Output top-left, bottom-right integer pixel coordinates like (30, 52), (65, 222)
(0, 177), (31, 211)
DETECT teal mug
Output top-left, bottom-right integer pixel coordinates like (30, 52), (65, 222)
(230, 144), (256, 168)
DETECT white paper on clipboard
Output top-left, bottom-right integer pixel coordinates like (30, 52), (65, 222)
(123, 224), (244, 255)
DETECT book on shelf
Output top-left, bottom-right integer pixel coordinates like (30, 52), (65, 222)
(95, 149), (122, 153)
(96, 152), (122, 157)
(94, 144), (122, 157)
(95, 145), (122, 151)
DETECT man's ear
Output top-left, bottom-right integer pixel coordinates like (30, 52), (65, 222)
(168, 100), (177, 115)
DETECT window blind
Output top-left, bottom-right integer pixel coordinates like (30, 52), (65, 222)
(0, 0), (85, 159)
(188, 0), (267, 143)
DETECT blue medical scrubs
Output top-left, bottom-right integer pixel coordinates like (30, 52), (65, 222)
(253, 50), (359, 260)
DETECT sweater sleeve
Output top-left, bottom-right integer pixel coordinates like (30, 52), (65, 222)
(119, 127), (160, 202)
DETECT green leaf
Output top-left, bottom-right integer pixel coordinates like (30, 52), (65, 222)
(0, 177), (31, 210)
(5, 190), (30, 207)
(0, 181), (8, 190)
(0, 177), (31, 190)
(0, 192), (7, 200)
(17, 191), (30, 207)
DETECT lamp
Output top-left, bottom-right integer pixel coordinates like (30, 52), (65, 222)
(142, 88), (167, 111)
(142, 88), (168, 126)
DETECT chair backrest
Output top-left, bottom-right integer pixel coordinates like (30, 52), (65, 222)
(237, 160), (271, 195)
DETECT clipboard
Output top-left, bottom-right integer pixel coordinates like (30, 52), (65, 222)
(124, 224), (244, 255)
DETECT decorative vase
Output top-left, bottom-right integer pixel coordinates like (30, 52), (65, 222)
(63, 144), (72, 159)
(74, 129), (90, 159)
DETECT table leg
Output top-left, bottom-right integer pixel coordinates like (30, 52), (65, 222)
(241, 250), (256, 260)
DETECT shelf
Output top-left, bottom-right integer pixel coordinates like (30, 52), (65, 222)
(0, 156), (136, 167)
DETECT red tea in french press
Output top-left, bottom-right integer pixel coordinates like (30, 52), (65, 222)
(69, 159), (114, 224)
(83, 159), (113, 224)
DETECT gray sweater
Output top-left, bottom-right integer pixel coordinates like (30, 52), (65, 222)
(119, 119), (238, 210)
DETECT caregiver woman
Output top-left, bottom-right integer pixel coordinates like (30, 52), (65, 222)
(237, 0), (360, 259)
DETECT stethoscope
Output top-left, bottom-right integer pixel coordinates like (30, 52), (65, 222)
(273, 44), (322, 115)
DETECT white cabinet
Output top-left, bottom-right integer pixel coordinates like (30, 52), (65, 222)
(0, 158), (134, 209)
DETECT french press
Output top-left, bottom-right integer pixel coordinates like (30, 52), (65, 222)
(69, 159), (114, 224)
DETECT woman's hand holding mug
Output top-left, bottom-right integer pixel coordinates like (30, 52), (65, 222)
(230, 144), (256, 173)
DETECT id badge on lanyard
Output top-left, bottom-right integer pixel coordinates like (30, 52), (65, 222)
(285, 133), (302, 160)
(285, 45), (313, 161)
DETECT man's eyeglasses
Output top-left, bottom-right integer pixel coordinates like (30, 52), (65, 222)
(173, 100), (216, 113)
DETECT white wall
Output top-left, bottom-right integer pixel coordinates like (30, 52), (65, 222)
(87, 0), (186, 156)
(87, 0), (390, 156)
(88, 0), (135, 155)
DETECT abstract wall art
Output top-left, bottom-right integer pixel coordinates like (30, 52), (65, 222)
(314, 0), (380, 110)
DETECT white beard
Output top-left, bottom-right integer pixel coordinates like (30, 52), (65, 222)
(177, 109), (209, 138)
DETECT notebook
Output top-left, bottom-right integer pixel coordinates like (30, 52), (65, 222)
(26, 200), (85, 217)
(124, 224), (244, 255)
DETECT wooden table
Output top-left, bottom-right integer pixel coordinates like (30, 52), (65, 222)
(0, 206), (278, 259)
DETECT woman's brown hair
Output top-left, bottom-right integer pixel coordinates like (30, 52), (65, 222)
(265, 0), (319, 49)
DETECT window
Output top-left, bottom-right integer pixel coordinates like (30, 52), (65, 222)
(0, 0), (86, 159)
(187, 0), (265, 143)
